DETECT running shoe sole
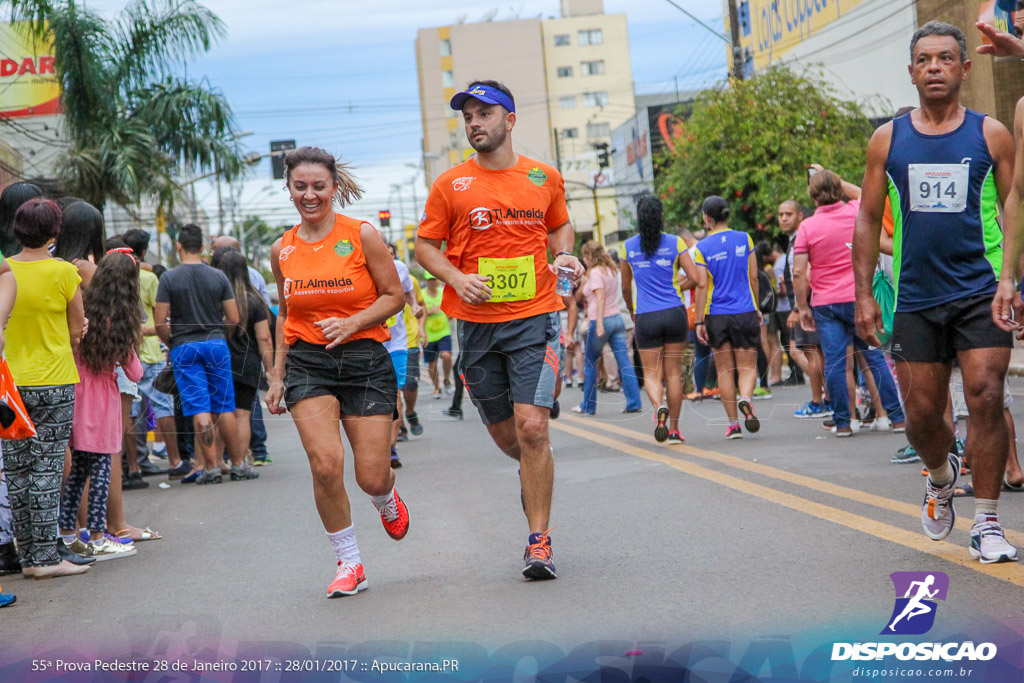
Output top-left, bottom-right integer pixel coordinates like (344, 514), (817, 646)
(328, 578), (368, 597)
(969, 546), (1018, 564)
(654, 407), (669, 443)
(522, 561), (557, 580)
(738, 399), (760, 433)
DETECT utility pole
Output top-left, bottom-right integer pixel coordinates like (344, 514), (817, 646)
(591, 184), (601, 244)
(553, 128), (562, 174)
(726, 0), (745, 80)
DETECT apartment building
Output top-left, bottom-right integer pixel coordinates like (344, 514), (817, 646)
(415, 0), (635, 243)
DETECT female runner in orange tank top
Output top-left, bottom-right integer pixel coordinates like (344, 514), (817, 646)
(266, 147), (409, 598)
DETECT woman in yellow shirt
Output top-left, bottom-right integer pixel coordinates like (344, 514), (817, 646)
(2, 198), (86, 579)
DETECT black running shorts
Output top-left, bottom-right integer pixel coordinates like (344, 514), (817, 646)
(284, 338), (397, 415)
(634, 305), (689, 349)
(456, 311), (561, 425)
(891, 293), (1012, 363)
(792, 319), (821, 348)
(705, 311), (761, 350)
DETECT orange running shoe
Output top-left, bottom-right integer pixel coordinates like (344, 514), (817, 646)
(327, 562), (367, 597)
(375, 488), (409, 540)
(522, 529), (557, 580)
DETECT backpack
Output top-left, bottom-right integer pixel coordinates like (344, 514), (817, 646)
(757, 268), (777, 314)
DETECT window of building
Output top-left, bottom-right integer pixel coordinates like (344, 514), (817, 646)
(559, 96), (577, 109)
(587, 122), (610, 138)
(561, 128), (579, 139)
(554, 33), (570, 46)
(581, 60), (605, 76)
(442, 70), (455, 88)
(578, 29), (603, 45)
(583, 91), (608, 107)
(440, 39), (451, 56)
(556, 66), (573, 78)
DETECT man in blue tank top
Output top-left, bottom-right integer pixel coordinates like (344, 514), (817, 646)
(853, 22), (1017, 564)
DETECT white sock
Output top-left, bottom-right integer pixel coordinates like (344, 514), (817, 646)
(370, 488), (397, 520)
(326, 525), (360, 565)
(929, 459), (955, 487)
(61, 534), (77, 545)
(975, 499), (998, 519)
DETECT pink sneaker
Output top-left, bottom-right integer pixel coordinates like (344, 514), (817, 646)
(327, 562), (367, 597)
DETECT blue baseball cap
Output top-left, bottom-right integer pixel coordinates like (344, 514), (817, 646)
(449, 84), (515, 113)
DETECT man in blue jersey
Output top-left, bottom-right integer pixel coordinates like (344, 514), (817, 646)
(853, 21), (1017, 564)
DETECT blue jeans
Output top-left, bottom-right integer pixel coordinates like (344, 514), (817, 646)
(250, 396), (268, 459)
(690, 330), (712, 392)
(812, 302), (904, 428)
(581, 315), (642, 413)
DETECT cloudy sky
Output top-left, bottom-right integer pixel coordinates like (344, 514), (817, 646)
(88, 0), (727, 234)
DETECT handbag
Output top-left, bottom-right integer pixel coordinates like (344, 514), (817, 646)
(0, 357), (35, 440)
(154, 362), (177, 395)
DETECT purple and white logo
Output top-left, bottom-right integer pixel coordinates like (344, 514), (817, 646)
(881, 571), (948, 635)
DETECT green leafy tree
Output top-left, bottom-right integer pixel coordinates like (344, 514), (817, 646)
(655, 66), (878, 236)
(2, 0), (245, 212)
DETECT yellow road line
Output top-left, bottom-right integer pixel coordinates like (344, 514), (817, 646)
(550, 419), (1024, 588)
(561, 415), (1024, 548)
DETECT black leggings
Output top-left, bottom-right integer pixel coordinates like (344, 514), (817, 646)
(60, 450), (112, 534)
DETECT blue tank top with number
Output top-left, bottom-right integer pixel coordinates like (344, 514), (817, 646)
(885, 109), (1001, 313)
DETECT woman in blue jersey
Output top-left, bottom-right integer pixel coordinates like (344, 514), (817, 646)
(693, 196), (761, 439)
(621, 196), (698, 443)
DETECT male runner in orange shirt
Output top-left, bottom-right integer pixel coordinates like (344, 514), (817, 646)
(416, 80), (583, 580)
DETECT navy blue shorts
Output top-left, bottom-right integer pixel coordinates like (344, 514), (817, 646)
(423, 335), (452, 363)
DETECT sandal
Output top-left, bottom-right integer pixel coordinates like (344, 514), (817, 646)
(111, 527), (163, 542)
(1003, 476), (1024, 492)
(953, 482), (974, 498)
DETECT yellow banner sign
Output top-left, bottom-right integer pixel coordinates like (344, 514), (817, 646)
(737, 0), (868, 71)
(0, 23), (60, 117)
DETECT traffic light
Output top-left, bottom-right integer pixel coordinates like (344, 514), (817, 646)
(379, 210), (391, 228)
(595, 142), (610, 169)
(270, 139), (296, 180)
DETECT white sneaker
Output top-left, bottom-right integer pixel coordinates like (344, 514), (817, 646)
(970, 516), (1019, 564)
(831, 420), (861, 435)
(87, 537), (137, 561)
(869, 416), (892, 432)
(921, 454), (958, 541)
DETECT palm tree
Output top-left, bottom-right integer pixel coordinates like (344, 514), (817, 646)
(1, 0), (245, 213)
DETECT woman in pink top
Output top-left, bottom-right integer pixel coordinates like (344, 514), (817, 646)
(59, 249), (144, 561)
(572, 241), (642, 415)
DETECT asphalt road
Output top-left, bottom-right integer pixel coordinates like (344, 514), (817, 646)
(3, 379), (1024, 670)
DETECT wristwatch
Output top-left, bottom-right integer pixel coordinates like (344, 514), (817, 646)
(556, 251), (574, 259)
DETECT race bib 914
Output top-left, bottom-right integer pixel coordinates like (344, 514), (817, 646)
(908, 163), (969, 213)
(478, 255), (536, 303)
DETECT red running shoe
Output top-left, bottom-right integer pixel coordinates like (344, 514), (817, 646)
(376, 488), (409, 540)
(327, 562), (367, 597)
